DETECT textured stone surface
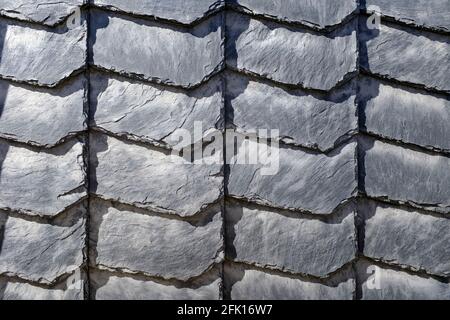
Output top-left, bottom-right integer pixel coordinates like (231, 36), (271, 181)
(227, 72), (357, 151)
(365, 0), (450, 31)
(231, 0), (357, 29)
(228, 139), (357, 214)
(0, 207), (85, 284)
(0, 277), (84, 300)
(224, 263), (355, 300)
(0, 19), (86, 86)
(93, 0), (224, 25)
(0, 140), (86, 216)
(362, 139), (450, 213)
(90, 134), (223, 216)
(360, 20), (450, 92)
(90, 72), (223, 148)
(360, 200), (450, 276)
(360, 77), (450, 152)
(357, 261), (450, 300)
(0, 76), (86, 146)
(226, 13), (357, 91)
(226, 201), (356, 277)
(0, 0), (83, 26)
(90, 10), (224, 88)
(91, 269), (221, 300)
(90, 199), (223, 280)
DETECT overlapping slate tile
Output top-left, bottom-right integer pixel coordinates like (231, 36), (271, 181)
(357, 260), (450, 300)
(226, 13), (357, 91)
(230, 0), (357, 29)
(0, 207), (86, 284)
(224, 263), (355, 300)
(92, 0), (224, 25)
(0, 276), (84, 300)
(361, 138), (450, 213)
(359, 77), (450, 152)
(90, 72), (223, 149)
(91, 269), (221, 300)
(90, 134), (223, 216)
(360, 19), (450, 92)
(0, 76), (86, 147)
(227, 72), (357, 151)
(227, 138), (357, 214)
(0, 140), (86, 216)
(90, 199), (223, 280)
(226, 201), (356, 277)
(0, 0), (83, 26)
(360, 200), (450, 277)
(89, 9), (224, 88)
(0, 18), (86, 86)
(365, 0), (450, 32)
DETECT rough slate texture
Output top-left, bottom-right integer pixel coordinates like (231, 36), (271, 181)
(0, 0), (449, 300)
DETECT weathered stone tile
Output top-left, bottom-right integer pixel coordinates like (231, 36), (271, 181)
(365, 0), (450, 32)
(224, 263), (355, 300)
(357, 260), (450, 300)
(0, 276), (84, 300)
(360, 200), (450, 277)
(90, 199), (223, 280)
(92, 0), (224, 25)
(0, 0), (83, 26)
(0, 207), (85, 284)
(0, 19), (86, 86)
(226, 13), (357, 91)
(0, 140), (86, 216)
(231, 0), (357, 29)
(360, 20), (450, 92)
(91, 269), (221, 300)
(0, 76), (86, 146)
(226, 201), (356, 277)
(361, 139), (450, 213)
(90, 134), (223, 216)
(360, 77), (450, 152)
(90, 72), (223, 148)
(90, 10), (224, 88)
(227, 72), (357, 151)
(228, 138), (357, 214)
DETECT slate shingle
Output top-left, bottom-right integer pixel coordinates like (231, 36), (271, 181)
(90, 199), (223, 281)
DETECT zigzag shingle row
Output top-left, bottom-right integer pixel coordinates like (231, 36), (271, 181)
(0, 1), (449, 300)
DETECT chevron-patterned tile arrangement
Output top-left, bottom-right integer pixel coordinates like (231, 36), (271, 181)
(0, 0), (449, 300)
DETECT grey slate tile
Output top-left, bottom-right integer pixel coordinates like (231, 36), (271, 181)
(0, 18), (86, 86)
(91, 269), (221, 300)
(227, 72), (357, 151)
(0, 140), (87, 217)
(90, 72), (223, 149)
(365, 0), (450, 32)
(360, 200), (450, 277)
(360, 77), (450, 152)
(90, 199), (223, 281)
(360, 19), (450, 92)
(90, 134), (223, 217)
(90, 10), (224, 88)
(226, 201), (356, 277)
(227, 137), (357, 214)
(224, 263), (355, 300)
(0, 76), (86, 147)
(361, 139), (450, 213)
(357, 260), (450, 300)
(0, 0), (83, 26)
(226, 13), (357, 91)
(230, 0), (358, 29)
(92, 0), (224, 25)
(0, 206), (86, 284)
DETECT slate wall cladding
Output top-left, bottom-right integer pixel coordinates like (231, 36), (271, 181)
(0, 1), (448, 300)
